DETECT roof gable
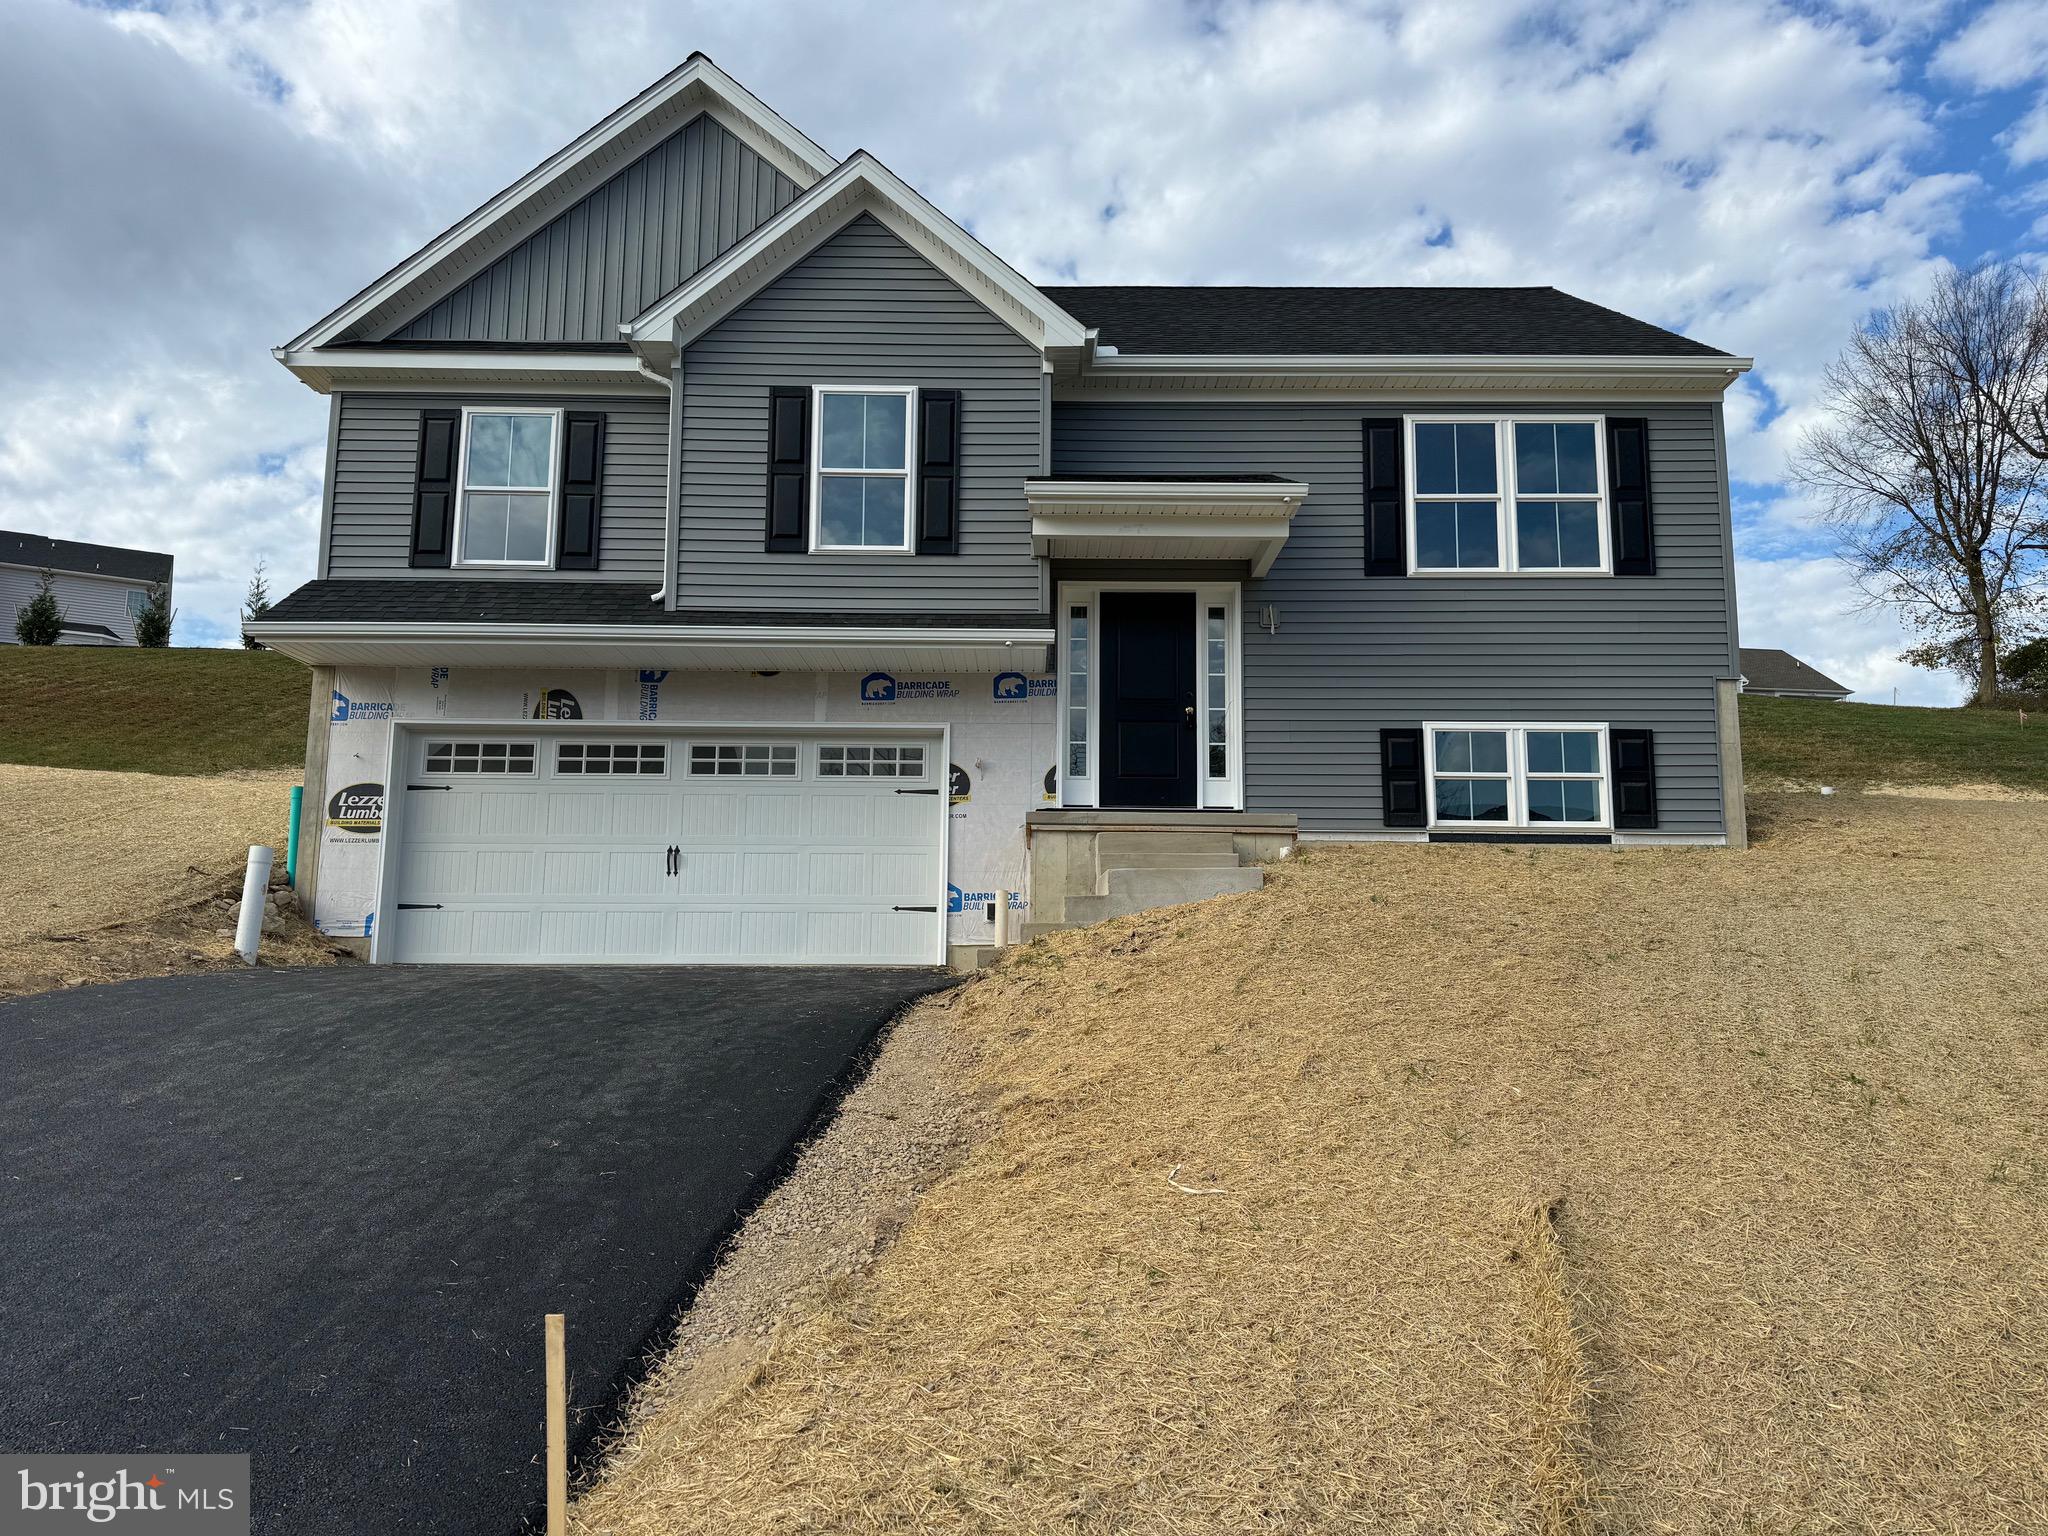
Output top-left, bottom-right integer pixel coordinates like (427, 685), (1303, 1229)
(1739, 648), (1851, 696)
(284, 55), (833, 352)
(384, 113), (801, 344)
(625, 151), (1089, 359)
(1, 530), (172, 584)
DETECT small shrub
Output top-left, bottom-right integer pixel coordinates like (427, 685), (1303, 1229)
(14, 569), (62, 646)
(133, 582), (174, 648)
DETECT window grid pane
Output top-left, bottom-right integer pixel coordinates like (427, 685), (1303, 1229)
(557, 742), (667, 776)
(424, 740), (535, 776)
(818, 743), (926, 778)
(1206, 606), (1228, 779)
(689, 742), (798, 777)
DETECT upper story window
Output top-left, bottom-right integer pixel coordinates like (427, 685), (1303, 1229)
(1408, 417), (1609, 575)
(458, 408), (558, 566)
(813, 387), (914, 552)
(127, 589), (149, 618)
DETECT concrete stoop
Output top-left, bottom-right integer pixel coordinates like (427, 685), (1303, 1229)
(1020, 811), (1296, 938)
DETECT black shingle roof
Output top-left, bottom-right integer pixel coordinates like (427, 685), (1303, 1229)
(0, 530), (172, 584)
(1039, 285), (1726, 358)
(262, 580), (1049, 630)
(1739, 647), (1852, 698)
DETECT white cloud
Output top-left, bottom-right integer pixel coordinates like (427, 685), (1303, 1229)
(0, 0), (2008, 700)
(1933, 0), (2048, 166)
(1737, 555), (1963, 705)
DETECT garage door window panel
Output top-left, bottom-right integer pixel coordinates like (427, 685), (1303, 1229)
(559, 742), (668, 777)
(690, 742), (799, 777)
(424, 741), (537, 775)
(818, 743), (926, 779)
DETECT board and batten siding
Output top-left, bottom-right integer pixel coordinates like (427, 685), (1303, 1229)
(0, 566), (151, 644)
(1051, 399), (1738, 836)
(386, 114), (799, 344)
(675, 215), (1044, 613)
(324, 393), (670, 579)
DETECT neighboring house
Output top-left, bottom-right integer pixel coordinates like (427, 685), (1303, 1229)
(1, 531), (172, 646)
(1739, 647), (1851, 701)
(249, 55), (1753, 969)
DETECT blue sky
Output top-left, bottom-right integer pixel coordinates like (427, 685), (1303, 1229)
(4, 0), (2047, 696)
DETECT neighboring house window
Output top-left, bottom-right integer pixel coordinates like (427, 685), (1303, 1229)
(1408, 417), (1609, 574)
(127, 589), (148, 618)
(1425, 723), (1609, 827)
(457, 408), (558, 566)
(812, 387), (914, 551)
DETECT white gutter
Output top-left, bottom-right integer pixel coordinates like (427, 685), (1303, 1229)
(1025, 479), (1310, 508)
(635, 357), (676, 604)
(1082, 352), (1753, 378)
(243, 620), (1056, 647)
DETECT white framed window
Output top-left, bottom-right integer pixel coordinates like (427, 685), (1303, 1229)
(1065, 604), (1090, 780)
(423, 740), (538, 775)
(455, 407), (559, 567)
(689, 742), (798, 777)
(1424, 723), (1610, 829)
(1407, 417), (1609, 575)
(811, 386), (915, 552)
(1204, 605), (1230, 780)
(558, 741), (667, 776)
(127, 589), (149, 618)
(818, 742), (926, 778)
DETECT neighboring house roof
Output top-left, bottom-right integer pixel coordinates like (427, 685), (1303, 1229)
(1739, 648), (1852, 698)
(263, 580), (1048, 630)
(58, 622), (121, 641)
(0, 530), (172, 585)
(1042, 286), (1727, 358)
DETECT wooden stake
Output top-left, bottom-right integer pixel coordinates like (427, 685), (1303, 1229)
(545, 1312), (567, 1536)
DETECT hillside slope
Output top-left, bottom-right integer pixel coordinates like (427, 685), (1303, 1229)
(1740, 692), (2048, 790)
(0, 647), (307, 774)
(577, 793), (2048, 1535)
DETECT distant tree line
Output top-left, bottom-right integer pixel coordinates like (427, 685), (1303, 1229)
(1797, 264), (2048, 706)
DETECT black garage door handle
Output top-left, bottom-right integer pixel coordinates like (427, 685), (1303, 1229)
(397, 903), (443, 911)
(894, 788), (940, 795)
(892, 905), (938, 913)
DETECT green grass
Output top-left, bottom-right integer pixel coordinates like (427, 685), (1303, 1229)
(0, 647), (309, 775)
(1741, 693), (2048, 791)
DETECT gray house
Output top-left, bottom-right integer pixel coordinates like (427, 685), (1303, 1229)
(1, 531), (172, 646)
(1739, 647), (1851, 700)
(249, 55), (1753, 969)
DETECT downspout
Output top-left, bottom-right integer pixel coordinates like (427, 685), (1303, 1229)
(636, 357), (675, 604)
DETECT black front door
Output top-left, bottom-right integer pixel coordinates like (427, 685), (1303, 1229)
(1099, 591), (1197, 808)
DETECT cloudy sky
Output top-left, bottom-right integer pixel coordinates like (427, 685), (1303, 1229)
(4, 0), (2046, 700)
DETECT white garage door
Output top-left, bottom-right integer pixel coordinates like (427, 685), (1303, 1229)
(385, 730), (944, 966)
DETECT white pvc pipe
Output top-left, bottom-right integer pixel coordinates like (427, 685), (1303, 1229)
(235, 845), (275, 965)
(993, 888), (1011, 949)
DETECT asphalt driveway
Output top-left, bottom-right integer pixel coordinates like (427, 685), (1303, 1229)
(0, 964), (955, 1534)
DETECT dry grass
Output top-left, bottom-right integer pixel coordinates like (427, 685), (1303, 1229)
(0, 764), (347, 997)
(575, 793), (2048, 1536)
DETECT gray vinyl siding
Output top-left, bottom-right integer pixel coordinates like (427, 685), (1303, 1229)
(0, 566), (151, 643)
(325, 393), (669, 579)
(675, 215), (1043, 613)
(1052, 400), (1736, 836)
(385, 114), (799, 343)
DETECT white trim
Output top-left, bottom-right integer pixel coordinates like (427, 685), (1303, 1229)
(1083, 352), (1752, 378)
(1405, 414), (1612, 576)
(623, 151), (1089, 354)
(286, 57), (834, 353)
(451, 406), (562, 569)
(1057, 581), (1243, 812)
(271, 348), (655, 396)
(1422, 721), (1611, 831)
(0, 561), (164, 589)
(374, 718), (949, 967)
(809, 384), (917, 553)
(1025, 479), (1310, 507)
(249, 620), (1051, 646)
(1025, 480), (1305, 578)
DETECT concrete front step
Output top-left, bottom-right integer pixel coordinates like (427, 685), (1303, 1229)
(1064, 865), (1266, 924)
(1093, 830), (1242, 865)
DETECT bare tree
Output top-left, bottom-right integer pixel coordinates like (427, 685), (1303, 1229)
(1795, 265), (2048, 704)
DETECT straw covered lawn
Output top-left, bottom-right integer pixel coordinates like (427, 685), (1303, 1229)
(575, 793), (2047, 1535)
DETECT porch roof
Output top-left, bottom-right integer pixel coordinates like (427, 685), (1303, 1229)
(1024, 476), (1308, 577)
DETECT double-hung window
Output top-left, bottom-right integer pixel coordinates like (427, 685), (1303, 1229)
(1408, 417), (1609, 574)
(1425, 723), (1610, 828)
(458, 408), (558, 566)
(813, 386), (914, 551)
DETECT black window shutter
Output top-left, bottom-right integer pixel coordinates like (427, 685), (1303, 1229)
(916, 389), (961, 555)
(409, 409), (460, 568)
(1606, 417), (1655, 576)
(1363, 417), (1406, 576)
(1611, 728), (1658, 828)
(554, 411), (605, 571)
(1380, 727), (1426, 828)
(764, 386), (810, 553)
